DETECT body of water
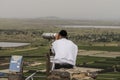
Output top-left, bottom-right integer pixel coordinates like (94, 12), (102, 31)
(0, 42), (30, 48)
(60, 25), (120, 29)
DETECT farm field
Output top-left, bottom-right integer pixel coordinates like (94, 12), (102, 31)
(0, 18), (120, 80)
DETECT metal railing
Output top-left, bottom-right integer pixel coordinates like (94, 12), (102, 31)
(25, 72), (37, 80)
(25, 71), (46, 80)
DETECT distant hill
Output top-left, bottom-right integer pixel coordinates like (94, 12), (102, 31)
(37, 16), (62, 20)
(0, 18), (120, 30)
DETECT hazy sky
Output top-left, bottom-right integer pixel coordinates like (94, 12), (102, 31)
(0, 0), (120, 20)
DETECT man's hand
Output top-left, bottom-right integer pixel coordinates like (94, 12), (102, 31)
(55, 33), (59, 40)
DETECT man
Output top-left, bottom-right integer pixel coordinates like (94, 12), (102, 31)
(51, 30), (78, 69)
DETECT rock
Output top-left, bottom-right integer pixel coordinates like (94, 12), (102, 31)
(47, 67), (100, 80)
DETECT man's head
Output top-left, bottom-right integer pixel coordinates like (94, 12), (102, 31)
(58, 30), (67, 38)
(55, 30), (68, 40)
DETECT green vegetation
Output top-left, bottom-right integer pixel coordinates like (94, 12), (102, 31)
(76, 56), (108, 65)
(78, 56), (120, 69)
(0, 46), (49, 56)
(97, 72), (120, 80)
(76, 56), (120, 80)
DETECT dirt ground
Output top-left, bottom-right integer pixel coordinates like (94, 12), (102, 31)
(78, 50), (120, 58)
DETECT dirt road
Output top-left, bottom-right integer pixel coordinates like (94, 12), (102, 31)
(78, 50), (120, 58)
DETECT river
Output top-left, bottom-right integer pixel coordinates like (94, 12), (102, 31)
(0, 42), (30, 48)
(60, 25), (120, 29)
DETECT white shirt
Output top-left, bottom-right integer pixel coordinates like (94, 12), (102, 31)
(52, 38), (78, 65)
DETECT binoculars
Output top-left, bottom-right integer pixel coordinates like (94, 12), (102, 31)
(42, 33), (57, 40)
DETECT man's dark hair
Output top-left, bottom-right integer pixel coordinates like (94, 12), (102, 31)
(59, 30), (67, 38)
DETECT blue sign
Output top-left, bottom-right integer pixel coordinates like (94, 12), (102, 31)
(9, 55), (23, 72)
(0, 72), (5, 76)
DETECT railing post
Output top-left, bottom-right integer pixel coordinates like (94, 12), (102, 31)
(46, 53), (51, 76)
